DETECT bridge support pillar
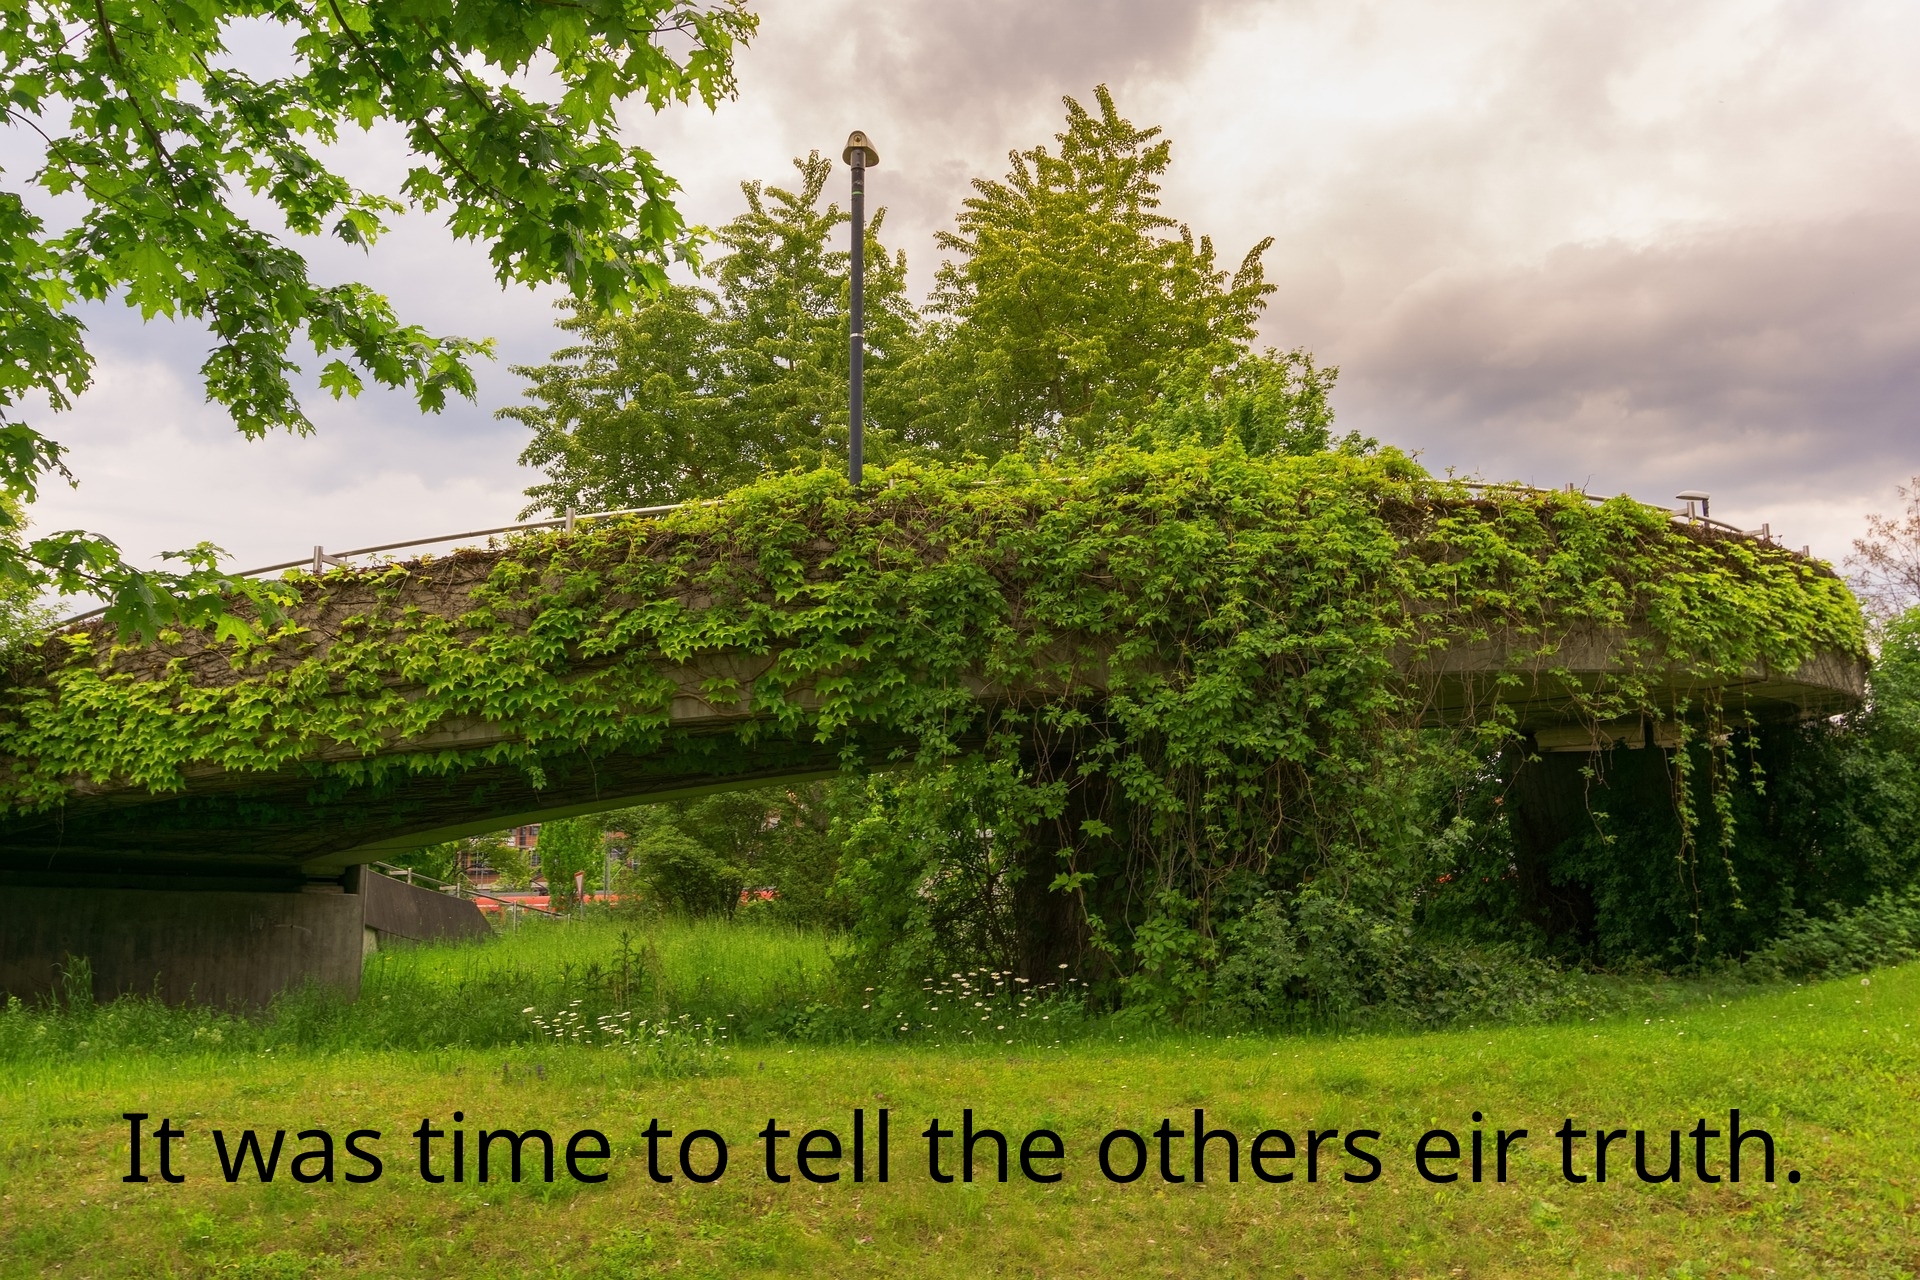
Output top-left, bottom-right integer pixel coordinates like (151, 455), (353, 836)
(1014, 748), (1126, 986)
(0, 872), (486, 1009)
(0, 884), (365, 1009)
(1506, 743), (1679, 946)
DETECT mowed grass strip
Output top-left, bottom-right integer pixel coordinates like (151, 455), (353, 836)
(1, 964), (1915, 1279)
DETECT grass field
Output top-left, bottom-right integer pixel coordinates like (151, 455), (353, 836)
(1, 920), (1916, 1278)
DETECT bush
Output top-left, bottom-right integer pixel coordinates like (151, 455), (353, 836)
(1207, 889), (1589, 1029)
(632, 816), (743, 916)
(1745, 889), (1920, 979)
(830, 760), (1032, 986)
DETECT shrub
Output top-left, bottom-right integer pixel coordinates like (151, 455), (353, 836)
(632, 817), (744, 917)
(1745, 889), (1920, 979)
(1207, 889), (1588, 1029)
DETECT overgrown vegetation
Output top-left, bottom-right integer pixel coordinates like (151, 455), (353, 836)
(1510, 617), (1920, 968)
(10, 902), (1908, 1069)
(0, 443), (1871, 1023)
(607, 783), (848, 925)
(482, 83), (1914, 1020)
(5, 86), (1906, 1033)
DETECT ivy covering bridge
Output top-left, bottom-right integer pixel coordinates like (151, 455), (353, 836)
(0, 446), (1867, 997)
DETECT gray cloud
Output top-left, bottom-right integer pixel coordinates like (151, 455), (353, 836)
(635, 0), (1266, 294)
(848, 0), (1255, 134)
(1147, 0), (1920, 550)
(1351, 214), (1920, 456)
(1319, 213), (1920, 540)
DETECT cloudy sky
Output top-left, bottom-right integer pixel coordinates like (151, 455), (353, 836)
(23, 0), (1920, 597)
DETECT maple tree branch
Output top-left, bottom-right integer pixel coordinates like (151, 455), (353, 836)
(90, 0), (180, 176)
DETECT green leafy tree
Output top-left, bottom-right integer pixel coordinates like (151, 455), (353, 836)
(675, 784), (845, 924)
(1129, 348), (1365, 458)
(485, 839), (535, 892)
(0, 0), (756, 635)
(597, 784), (844, 921)
(914, 85), (1328, 460)
(631, 819), (744, 916)
(511, 286), (736, 514)
(707, 154), (920, 481)
(534, 816), (605, 910)
(508, 152), (920, 513)
(0, 499), (51, 657)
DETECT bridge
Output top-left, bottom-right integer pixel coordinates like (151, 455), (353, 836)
(0, 462), (1868, 1004)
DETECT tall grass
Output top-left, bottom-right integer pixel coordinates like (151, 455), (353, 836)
(0, 914), (844, 1063)
(2, 908), (1868, 1070)
(371, 912), (838, 1025)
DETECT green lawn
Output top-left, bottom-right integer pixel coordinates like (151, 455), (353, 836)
(1, 926), (1916, 1278)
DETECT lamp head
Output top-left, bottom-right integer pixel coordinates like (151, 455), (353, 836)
(1675, 489), (1711, 518)
(843, 130), (879, 167)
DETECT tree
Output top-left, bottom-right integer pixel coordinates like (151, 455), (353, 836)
(914, 85), (1318, 461)
(709, 153), (921, 480)
(1128, 348), (1363, 459)
(534, 816), (605, 910)
(0, 0), (756, 635)
(0, 498), (52, 656)
(508, 152), (919, 514)
(628, 810), (745, 916)
(1851, 476), (1920, 620)
(486, 839), (535, 892)
(510, 285), (735, 514)
(596, 783), (845, 922)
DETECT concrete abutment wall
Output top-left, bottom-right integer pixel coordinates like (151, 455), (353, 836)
(0, 870), (489, 1008)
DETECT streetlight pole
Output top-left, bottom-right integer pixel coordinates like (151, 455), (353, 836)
(843, 130), (878, 486)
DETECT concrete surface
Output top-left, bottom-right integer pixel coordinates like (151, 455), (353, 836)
(0, 885), (364, 1008)
(360, 869), (491, 945)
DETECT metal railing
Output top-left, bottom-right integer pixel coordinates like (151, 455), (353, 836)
(55, 500), (693, 628)
(369, 860), (566, 920)
(1457, 481), (1806, 551)
(54, 480), (1815, 631)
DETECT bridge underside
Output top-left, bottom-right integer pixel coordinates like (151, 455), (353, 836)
(1416, 644), (1865, 732)
(0, 641), (1865, 894)
(0, 722), (891, 892)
